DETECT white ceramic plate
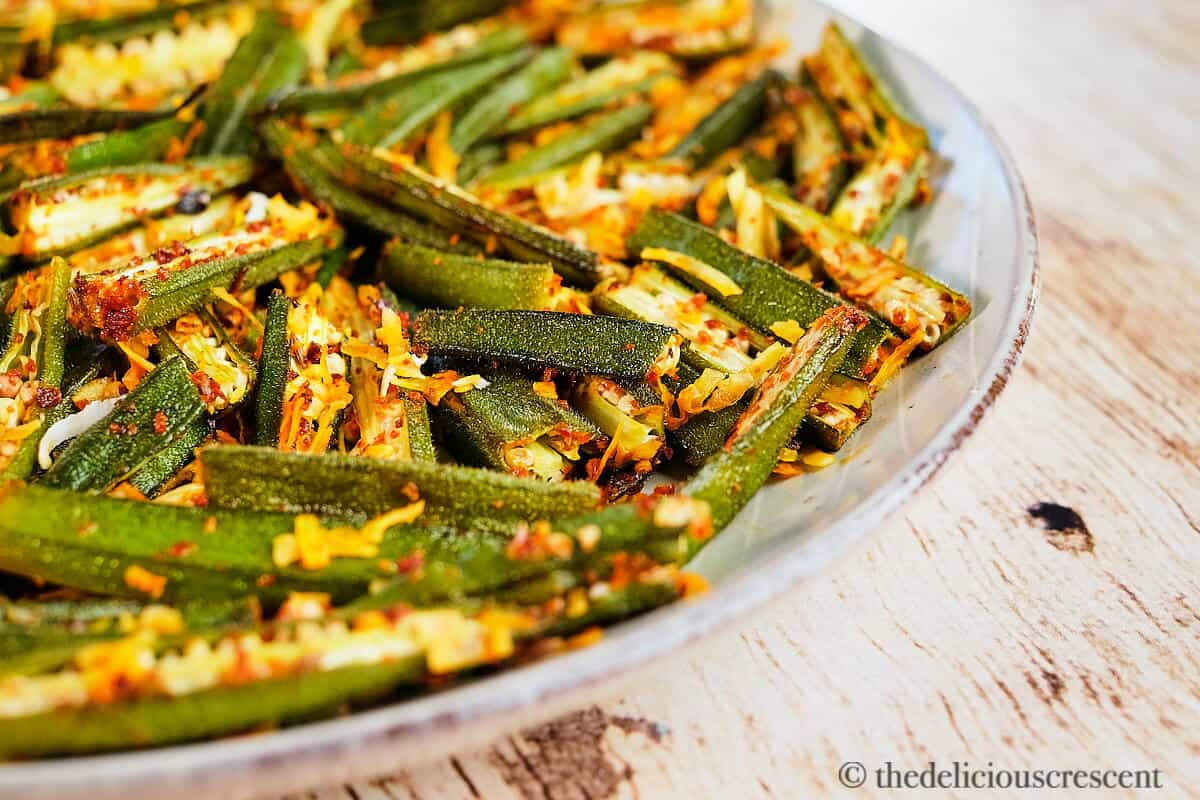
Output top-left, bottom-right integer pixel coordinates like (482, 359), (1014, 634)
(0, 4), (1038, 797)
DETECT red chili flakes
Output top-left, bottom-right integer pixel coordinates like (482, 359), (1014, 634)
(108, 422), (126, 434)
(305, 343), (323, 364)
(623, 342), (635, 351)
(167, 540), (197, 558)
(395, 549), (425, 576)
(190, 370), (224, 405)
(400, 482), (421, 502)
(153, 410), (168, 434)
(151, 240), (190, 266)
(126, 422), (138, 435)
(256, 574), (276, 588)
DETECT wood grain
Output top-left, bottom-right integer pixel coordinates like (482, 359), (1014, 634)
(310, 1), (1200, 797)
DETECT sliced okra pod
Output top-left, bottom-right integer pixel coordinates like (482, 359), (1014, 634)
(123, 415), (214, 499)
(3, 157), (253, 262)
(65, 116), (192, 174)
(666, 71), (774, 169)
(829, 121), (929, 243)
(319, 142), (607, 285)
(380, 242), (569, 311)
(341, 48), (533, 148)
(0, 85), (200, 146)
(763, 190), (971, 351)
(70, 195), (342, 341)
(789, 72), (849, 213)
(501, 51), (679, 136)
(197, 10), (308, 156)
(685, 305), (867, 535)
(571, 376), (666, 470)
(200, 444), (603, 522)
(795, 373), (872, 452)
(39, 356), (207, 494)
(362, 0), (509, 46)
(556, 0), (754, 59)
(0, 258), (72, 480)
(435, 371), (602, 481)
(804, 22), (929, 158)
(269, 26), (530, 115)
(261, 120), (473, 252)
(412, 308), (681, 382)
(628, 208), (892, 378)
(252, 287), (351, 454)
(156, 308), (255, 414)
(481, 102), (654, 187)
(449, 47), (574, 154)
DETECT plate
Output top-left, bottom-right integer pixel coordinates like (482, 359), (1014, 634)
(0, 4), (1038, 797)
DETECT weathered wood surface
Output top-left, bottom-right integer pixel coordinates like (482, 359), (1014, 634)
(313, 1), (1200, 796)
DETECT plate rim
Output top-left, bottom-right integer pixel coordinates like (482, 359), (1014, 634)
(0, 7), (1040, 795)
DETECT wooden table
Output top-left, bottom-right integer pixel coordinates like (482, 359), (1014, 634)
(317, 1), (1200, 796)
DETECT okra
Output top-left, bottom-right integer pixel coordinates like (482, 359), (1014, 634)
(790, 73), (849, 213)
(40, 356), (207, 493)
(157, 309), (255, 413)
(380, 242), (560, 311)
(501, 51), (679, 136)
(261, 120), (472, 253)
(482, 102), (654, 187)
(0, 258), (72, 480)
(449, 47), (574, 154)
(435, 372), (600, 480)
(65, 116), (191, 173)
(362, 0), (508, 46)
(412, 309), (680, 382)
(667, 71), (773, 169)
(0, 92), (194, 145)
(124, 415), (213, 498)
(4, 158), (253, 261)
(326, 142), (607, 285)
(0, 479), (704, 606)
(341, 49), (532, 148)
(200, 445), (602, 522)
(804, 22), (929, 158)
(796, 373), (872, 452)
(200, 12), (309, 156)
(686, 306), (866, 533)
(829, 122), (929, 243)
(556, 0), (754, 59)
(268, 27), (530, 115)
(457, 142), (505, 184)
(628, 208), (892, 377)
(571, 376), (665, 470)
(71, 213), (341, 342)
(763, 190), (971, 350)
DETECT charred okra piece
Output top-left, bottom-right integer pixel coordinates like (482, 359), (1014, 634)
(320, 143), (607, 286)
(435, 372), (602, 481)
(253, 287), (351, 454)
(686, 306), (868, 534)
(449, 47), (574, 154)
(0, 258), (71, 479)
(413, 309), (681, 382)
(39, 356), (207, 494)
(341, 48), (533, 148)
(628, 208), (892, 378)
(200, 444), (603, 522)
(70, 194), (341, 342)
(380, 242), (580, 312)
(482, 102), (655, 187)
(501, 51), (679, 136)
(2, 158), (252, 262)
(763, 190), (971, 351)
(804, 22), (929, 158)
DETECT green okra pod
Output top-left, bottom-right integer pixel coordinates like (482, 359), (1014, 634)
(362, 0), (509, 46)
(666, 71), (774, 169)
(685, 306), (867, 535)
(65, 116), (191, 173)
(320, 142), (607, 285)
(342, 48), (533, 148)
(628, 208), (892, 377)
(380, 242), (559, 311)
(450, 46), (574, 154)
(40, 356), (207, 494)
(790, 71), (849, 214)
(483, 102), (654, 186)
(200, 445), (602, 522)
(0, 88), (198, 145)
(412, 309), (681, 382)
